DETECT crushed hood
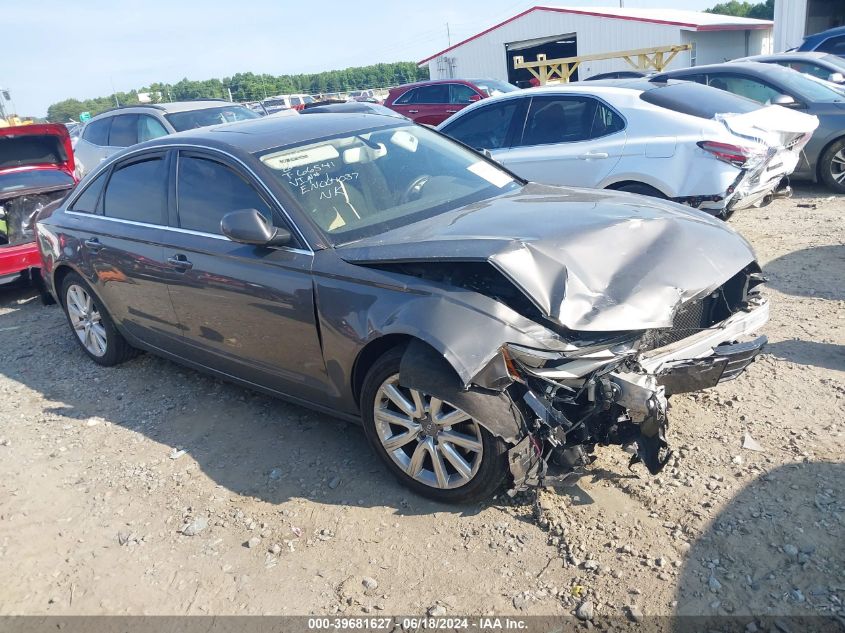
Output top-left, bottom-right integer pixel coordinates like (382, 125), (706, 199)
(339, 184), (757, 332)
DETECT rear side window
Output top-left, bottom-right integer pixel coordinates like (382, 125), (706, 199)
(640, 82), (760, 119)
(441, 101), (521, 149)
(177, 155), (272, 235)
(415, 84), (450, 104)
(520, 97), (620, 146)
(82, 118), (111, 146)
(70, 171), (108, 213)
(103, 157), (167, 224)
(394, 88), (417, 105)
(108, 114), (139, 147)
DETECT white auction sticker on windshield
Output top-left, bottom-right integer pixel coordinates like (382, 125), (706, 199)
(261, 145), (340, 170)
(467, 161), (513, 188)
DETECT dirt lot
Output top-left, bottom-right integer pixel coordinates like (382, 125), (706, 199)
(0, 186), (843, 622)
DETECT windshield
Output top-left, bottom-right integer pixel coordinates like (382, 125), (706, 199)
(471, 79), (519, 97)
(165, 105), (259, 131)
(257, 124), (520, 245)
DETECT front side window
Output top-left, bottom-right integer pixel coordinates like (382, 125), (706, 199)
(108, 114), (138, 147)
(103, 156), (167, 224)
(138, 115), (168, 142)
(776, 60), (829, 80)
(164, 105), (259, 132)
(414, 84), (450, 104)
(441, 101), (521, 149)
(177, 155), (272, 235)
(707, 74), (782, 104)
(257, 124), (519, 244)
(450, 84), (479, 104)
(82, 118), (111, 146)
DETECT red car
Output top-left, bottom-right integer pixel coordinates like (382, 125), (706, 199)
(0, 124), (78, 286)
(384, 78), (518, 125)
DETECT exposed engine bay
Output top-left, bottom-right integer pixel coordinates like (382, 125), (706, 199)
(393, 262), (768, 491)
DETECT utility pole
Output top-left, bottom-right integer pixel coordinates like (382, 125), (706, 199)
(446, 22), (451, 46)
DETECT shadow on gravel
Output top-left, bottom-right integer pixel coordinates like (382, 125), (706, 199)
(0, 288), (489, 517)
(765, 244), (845, 301)
(765, 341), (845, 372)
(674, 461), (844, 627)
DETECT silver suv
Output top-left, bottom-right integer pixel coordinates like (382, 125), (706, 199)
(74, 100), (259, 176)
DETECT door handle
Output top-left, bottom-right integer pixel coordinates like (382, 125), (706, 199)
(167, 254), (193, 271)
(446, 109), (458, 113)
(84, 237), (103, 252)
(408, 109), (419, 114)
(577, 152), (609, 160)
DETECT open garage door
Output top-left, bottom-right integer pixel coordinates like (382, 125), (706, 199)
(506, 33), (577, 87)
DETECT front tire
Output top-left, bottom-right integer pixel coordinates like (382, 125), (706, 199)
(360, 347), (508, 503)
(60, 272), (136, 366)
(819, 138), (845, 193)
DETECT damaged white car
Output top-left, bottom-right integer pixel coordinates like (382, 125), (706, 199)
(438, 78), (818, 218)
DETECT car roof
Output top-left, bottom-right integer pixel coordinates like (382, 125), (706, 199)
(390, 79), (477, 91)
(145, 112), (406, 154)
(661, 61), (784, 77)
(86, 100), (244, 121)
(737, 52), (834, 63)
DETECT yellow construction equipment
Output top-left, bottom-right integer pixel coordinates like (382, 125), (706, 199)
(513, 43), (693, 85)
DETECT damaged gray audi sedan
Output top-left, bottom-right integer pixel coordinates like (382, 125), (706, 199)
(36, 114), (769, 502)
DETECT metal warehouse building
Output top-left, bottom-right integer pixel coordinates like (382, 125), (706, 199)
(419, 6), (773, 86)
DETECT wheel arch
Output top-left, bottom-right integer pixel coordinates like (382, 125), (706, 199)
(604, 180), (669, 198)
(816, 134), (845, 183)
(351, 333), (416, 407)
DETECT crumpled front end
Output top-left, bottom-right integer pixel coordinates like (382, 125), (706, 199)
(469, 265), (768, 491)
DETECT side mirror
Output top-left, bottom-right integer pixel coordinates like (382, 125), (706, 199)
(468, 94), (482, 102)
(221, 209), (291, 246)
(771, 94), (798, 107)
(827, 72), (845, 84)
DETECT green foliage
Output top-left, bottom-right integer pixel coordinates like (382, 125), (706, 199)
(46, 62), (429, 122)
(704, 0), (774, 19)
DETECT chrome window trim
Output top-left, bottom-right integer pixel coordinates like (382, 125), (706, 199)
(63, 210), (313, 257)
(64, 143), (314, 253)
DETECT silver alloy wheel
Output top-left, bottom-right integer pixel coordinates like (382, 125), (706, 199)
(66, 284), (107, 357)
(831, 149), (845, 184)
(373, 374), (483, 490)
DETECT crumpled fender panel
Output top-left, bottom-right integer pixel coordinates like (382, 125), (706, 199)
(398, 339), (523, 444)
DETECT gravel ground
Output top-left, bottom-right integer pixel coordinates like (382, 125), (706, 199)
(0, 185), (842, 621)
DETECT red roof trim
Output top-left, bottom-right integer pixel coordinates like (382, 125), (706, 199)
(417, 6), (772, 65)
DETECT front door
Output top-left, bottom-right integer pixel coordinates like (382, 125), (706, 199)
(162, 150), (327, 400)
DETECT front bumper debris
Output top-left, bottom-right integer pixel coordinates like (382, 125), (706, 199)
(506, 295), (769, 493)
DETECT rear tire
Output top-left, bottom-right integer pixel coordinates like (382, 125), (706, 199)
(611, 182), (668, 198)
(60, 272), (136, 366)
(818, 138), (845, 193)
(360, 346), (508, 503)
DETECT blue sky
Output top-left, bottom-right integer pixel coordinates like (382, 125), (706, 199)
(4, 0), (711, 116)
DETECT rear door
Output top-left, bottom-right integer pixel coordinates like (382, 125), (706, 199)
(387, 88), (419, 119)
(496, 95), (627, 187)
(75, 117), (113, 175)
(162, 149), (327, 399)
(68, 150), (182, 347)
(411, 84), (452, 125)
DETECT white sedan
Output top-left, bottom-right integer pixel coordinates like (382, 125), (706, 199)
(437, 79), (818, 217)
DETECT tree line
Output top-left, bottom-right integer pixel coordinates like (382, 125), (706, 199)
(46, 61), (429, 122)
(704, 0), (774, 19)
